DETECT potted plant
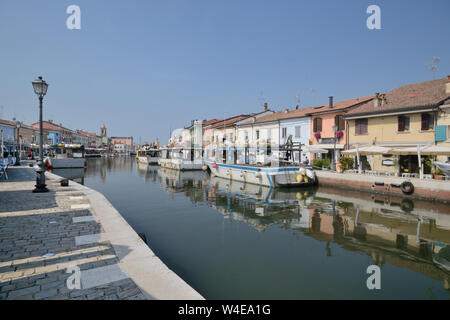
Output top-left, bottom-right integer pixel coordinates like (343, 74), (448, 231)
(434, 168), (445, 180)
(336, 130), (344, 140)
(314, 132), (321, 140)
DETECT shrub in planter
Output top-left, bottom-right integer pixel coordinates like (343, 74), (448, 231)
(312, 159), (323, 170)
(434, 168), (445, 180)
(314, 132), (321, 140)
(339, 157), (354, 171)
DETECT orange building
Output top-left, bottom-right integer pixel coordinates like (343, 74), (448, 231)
(309, 95), (374, 162)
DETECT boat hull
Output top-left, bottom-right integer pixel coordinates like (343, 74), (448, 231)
(158, 158), (203, 171)
(207, 162), (316, 188)
(45, 157), (86, 169)
(137, 156), (159, 164)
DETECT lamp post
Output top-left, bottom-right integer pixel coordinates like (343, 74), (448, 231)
(32, 76), (49, 193)
(332, 125), (337, 171)
(15, 121), (21, 165)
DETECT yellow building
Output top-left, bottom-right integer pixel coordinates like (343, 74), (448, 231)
(345, 76), (450, 174)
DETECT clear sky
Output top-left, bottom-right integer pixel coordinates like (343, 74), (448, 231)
(0, 0), (449, 143)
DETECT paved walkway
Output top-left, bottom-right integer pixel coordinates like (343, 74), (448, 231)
(0, 164), (147, 300)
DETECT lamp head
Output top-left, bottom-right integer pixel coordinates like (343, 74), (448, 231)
(32, 76), (49, 96)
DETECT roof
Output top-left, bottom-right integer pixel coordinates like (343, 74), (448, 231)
(201, 119), (222, 126)
(308, 95), (374, 115)
(239, 107), (316, 126)
(237, 96), (373, 126)
(346, 77), (450, 118)
(209, 115), (251, 128)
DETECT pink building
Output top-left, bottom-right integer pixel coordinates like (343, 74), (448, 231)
(309, 95), (373, 162)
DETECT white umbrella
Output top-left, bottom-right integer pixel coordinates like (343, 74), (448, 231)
(342, 145), (392, 155)
(390, 145), (450, 179)
(303, 146), (327, 154)
(390, 145), (450, 156)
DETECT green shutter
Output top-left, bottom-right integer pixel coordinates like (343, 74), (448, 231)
(435, 125), (447, 142)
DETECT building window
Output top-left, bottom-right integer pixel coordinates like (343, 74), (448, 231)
(267, 128), (272, 140)
(335, 115), (345, 131)
(421, 113), (434, 131)
(313, 117), (322, 132)
(398, 116), (410, 132)
(282, 127), (287, 138)
(256, 130), (260, 140)
(295, 126), (301, 138)
(355, 118), (368, 135)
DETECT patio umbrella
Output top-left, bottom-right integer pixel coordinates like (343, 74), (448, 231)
(390, 145), (450, 156)
(342, 145), (392, 174)
(390, 145), (450, 179)
(303, 146), (327, 154)
(342, 145), (392, 155)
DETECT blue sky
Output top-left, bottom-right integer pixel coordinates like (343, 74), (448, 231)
(0, 0), (449, 143)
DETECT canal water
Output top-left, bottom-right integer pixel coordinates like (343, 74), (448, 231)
(56, 157), (450, 299)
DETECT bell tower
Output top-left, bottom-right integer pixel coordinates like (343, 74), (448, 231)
(100, 123), (107, 137)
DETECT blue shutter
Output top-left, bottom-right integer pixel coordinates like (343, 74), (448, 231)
(435, 125), (447, 142)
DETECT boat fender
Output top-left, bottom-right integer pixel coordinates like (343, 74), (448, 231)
(400, 181), (414, 195)
(305, 169), (315, 180)
(374, 182), (384, 186)
(371, 184), (376, 190)
(390, 183), (401, 188)
(400, 199), (414, 212)
(212, 163), (218, 169)
(299, 167), (306, 175)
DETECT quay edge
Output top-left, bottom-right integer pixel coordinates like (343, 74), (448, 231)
(45, 170), (204, 300)
(315, 171), (450, 203)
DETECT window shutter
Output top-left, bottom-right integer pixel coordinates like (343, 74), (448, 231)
(318, 118), (322, 132)
(313, 118), (317, 132)
(421, 114), (428, 131)
(398, 116), (404, 131)
(339, 116), (345, 131)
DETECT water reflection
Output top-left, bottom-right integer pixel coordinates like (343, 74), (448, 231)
(155, 169), (450, 292)
(86, 158), (450, 298)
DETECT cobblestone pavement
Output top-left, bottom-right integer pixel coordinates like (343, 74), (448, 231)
(0, 164), (146, 300)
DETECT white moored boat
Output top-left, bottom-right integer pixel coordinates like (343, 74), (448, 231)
(136, 147), (161, 165)
(434, 162), (450, 177)
(44, 144), (86, 169)
(207, 162), (316, 188)
(158, 147), (204, 171)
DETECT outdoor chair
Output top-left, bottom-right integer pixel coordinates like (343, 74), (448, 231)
(423, 174), (433, 180)
(0, 159), (8, 180)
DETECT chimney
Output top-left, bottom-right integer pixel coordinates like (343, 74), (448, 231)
(263, 102), (268, 112)
(328, 96), (333, 108)
(374, 93), (381, 107)
(446, 75), (450, 94)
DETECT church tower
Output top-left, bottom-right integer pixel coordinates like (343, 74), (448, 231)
(100, 123), (107, 137)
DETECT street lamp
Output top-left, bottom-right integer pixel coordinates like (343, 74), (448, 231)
(332, 125), (337, 171)
(14, 121), (21, 166)
(32, 76), (49, 193)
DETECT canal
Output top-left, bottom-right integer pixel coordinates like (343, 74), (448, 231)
(55, 157), (450, 299)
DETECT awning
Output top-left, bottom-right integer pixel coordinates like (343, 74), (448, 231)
(302, 146), (328, 154)
(342, 145), (392, 155)
(313, 144), (345, 150)
(390, 145), (450, 156)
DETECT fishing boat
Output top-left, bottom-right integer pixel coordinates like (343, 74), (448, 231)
(434, 162), (450, 177)
(85, 148), (103, 158)
(44, 144), (86, 169)
(206, 139), (317, 188)
(136, 147), (161, 165)
(158, 147), (204, 171)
